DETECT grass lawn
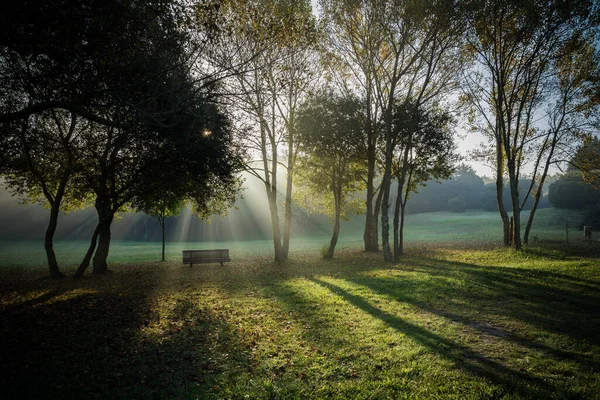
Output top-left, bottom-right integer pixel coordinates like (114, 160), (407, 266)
(1, 242), (599, 399)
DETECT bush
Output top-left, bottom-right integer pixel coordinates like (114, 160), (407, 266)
(448, 197), (466, 213)
(549, 173), (600, 209)
(582, 203), (600, 230)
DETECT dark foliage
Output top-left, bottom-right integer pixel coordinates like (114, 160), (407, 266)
(549, 173), (600, 209)
(406, 165), (484, 214)
(480, 181), (539, 212)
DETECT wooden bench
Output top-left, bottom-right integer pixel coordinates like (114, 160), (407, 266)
(183, 249), (231, 267)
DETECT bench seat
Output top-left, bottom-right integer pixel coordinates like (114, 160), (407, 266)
(183, 249), (231, 266)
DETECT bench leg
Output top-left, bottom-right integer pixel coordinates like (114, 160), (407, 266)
(220, 262), (224, 266)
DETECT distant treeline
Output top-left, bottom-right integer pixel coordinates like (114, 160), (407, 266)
(3, 168), (599, 242)
(403, 168), (551, 215)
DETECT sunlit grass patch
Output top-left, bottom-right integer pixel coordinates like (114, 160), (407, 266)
(0, 244), (599, 398)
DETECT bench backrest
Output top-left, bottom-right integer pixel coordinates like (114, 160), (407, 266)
(183, 249), (229, 262)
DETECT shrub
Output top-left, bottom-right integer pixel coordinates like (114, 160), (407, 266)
(581, 203), (600, 230)
(549, 173), (600, 209)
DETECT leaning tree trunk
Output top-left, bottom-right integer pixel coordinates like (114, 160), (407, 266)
(524, 142), (555, 244)
(326, 172), (342, 260)
(42, 172), (70, 278)
(524, 183), (544, 245)
(44, 201), (64, 278)
(327, 200), (341, 260)
(74, 223), (101, 278)
(92, 195), (114, 274)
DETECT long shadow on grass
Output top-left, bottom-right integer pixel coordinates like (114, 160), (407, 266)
(0, 274), (250, 400)
(309, 277), (558, 399)
(345, 272), (600, 375)
(399, 255), (600, 346)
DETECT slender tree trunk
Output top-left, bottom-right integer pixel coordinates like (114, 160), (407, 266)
(364, 136), (377, 252)
(508, 170), (522, 250)
(327, 192), (341, 260)
(495, 138), (510, 246)
(372, 184), (383, 251)
(380, 110), (395, 261)
(399, 203), (407, 258)
(74, 223), (101, 278)
(282, 162), (293, 259)
(363, 91), (378, 252)
(266, 185), (284, 262)
(44, 201), (64, 278)
(380, 171), (393, 261)
(161, 218), (165, 262)
(92, 195), (114, 274)
(524, 144), (555, 244)
(393, 179), (402, 262)
(523, 192), (540, 245)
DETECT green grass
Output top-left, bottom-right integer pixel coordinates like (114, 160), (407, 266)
(1, 242), (599, 399)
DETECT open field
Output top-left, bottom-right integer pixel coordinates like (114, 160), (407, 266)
(1, 242), (600, 399)
(0, 208), (586, 268)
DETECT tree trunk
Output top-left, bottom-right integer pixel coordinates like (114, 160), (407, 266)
(92, 195), (114, 274)
(363, 83), (378, 253)
(282, 163), (293, 260)
(363, 138), (378, 252)
(508, 173), (522, 250)
(44, 201), (64, 278)
(372, 185), (383, 252)
(524, 182), (545, 245)
(266, 185), (284, 262)
(399, 203), (407, 259)
(524, 143), (555, 244)
(380, 167), (392, 261)
(327, 193), (341, 260)
(380, 115), (394, 262)
(74, 223), (101, 278)
(161, 218), (165, 262)
(495, 145), (510, 246)
(393, 179), (402, 262)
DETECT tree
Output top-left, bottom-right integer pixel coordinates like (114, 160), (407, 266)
(295, 91), (366, 259)
(319, 0), (386, 253)
(521, 33), (600, 243)
(321, 0), (466, 260)
(463, 0), (597, 249)
(73, 88), (242, 276)
(390, 103), (457, 260)
(0, 0), (198, 127)
(570, 136), (600, 185)
(0, 111), (88, 277)
(135, 193), (183, 262)
(549, 172), (600, 209)
(0, 0), (244, 276)
(211, 0), (318, 262)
